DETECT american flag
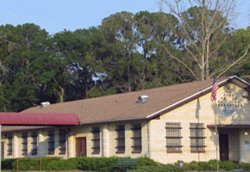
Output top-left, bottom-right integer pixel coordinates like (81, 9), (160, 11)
(211, 78), (218, 102)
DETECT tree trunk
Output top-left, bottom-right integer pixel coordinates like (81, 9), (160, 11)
(205, 37), (210, 80)
(53, 79), (65, 103)
(58, 89), (64, 103)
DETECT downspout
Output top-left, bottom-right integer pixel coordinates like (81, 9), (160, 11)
(66, 129), (70, 159)
(147, 120), (150, 158)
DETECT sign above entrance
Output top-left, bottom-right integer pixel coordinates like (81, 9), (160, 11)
(216, 85), (244, 116)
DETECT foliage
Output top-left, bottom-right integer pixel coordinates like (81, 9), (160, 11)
(0, 9), (248, 112)
(0, 23), (56, 111)
(130, 165), (182, 172)
(12, 157), (61, 171)
(184, 160), (215, 171)
(12, 158), (42, 171)
(135, 157), (159, 167)
(2, 159), (16, 170)
(239, 162), (250, 170)
(132, 159), (238, 172)
(2, 157), (248, 171)
(159, 0), (249, 80)
(225, 28), (250, 81)
(11, 157), (82, 171)
(220, 160), (237, 171)
(78, 157), (119, 171)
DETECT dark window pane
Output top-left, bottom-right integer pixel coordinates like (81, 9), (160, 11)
(190, 123), (206, 152)
(59, 129), (67, 155)
(131, 124), (141, 153)
(48, 131), (55, 155)
(92, 127), (100, 154)
(116, 125), (125, 153)
(166, 123), (182, 153)
(22, 133), (28, 156)
(7, 134), (13, 156)
(31, 132), (38, 155)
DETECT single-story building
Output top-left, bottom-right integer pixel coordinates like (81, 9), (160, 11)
(1, 75), (250, 164)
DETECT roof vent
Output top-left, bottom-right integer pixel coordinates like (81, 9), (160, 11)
(137, 95), (149, 104)
(40, 101), (50, 108)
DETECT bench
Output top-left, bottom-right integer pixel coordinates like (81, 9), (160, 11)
(113, 158), (136, 172)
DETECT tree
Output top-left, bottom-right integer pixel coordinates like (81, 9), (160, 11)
(100, 12), (140, 92)
(159, 0), (250, 80)
(69, 28), (106, 99)
(225, 28), (250, 81)
(100, 11), (182, 93)
(51, 27), (106, 102)
(134, 11), (185, 85)
(0, 24), (55, 111)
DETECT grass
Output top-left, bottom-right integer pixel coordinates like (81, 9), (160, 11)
(1, 168), (88, 171)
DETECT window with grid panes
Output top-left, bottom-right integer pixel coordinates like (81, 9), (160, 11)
(48, 130), (55, 155)
(131, 124), (142, 153)
(22, 133), (28, 156)
(31, 132), (38, 155)
(165, 123), (182, 153)
(92, 127), (100, 154)
(59, 129), (66, 155)
(190, 123), (206, 153)
(116, 125), (125, 153)
(7, 134), (13, 156)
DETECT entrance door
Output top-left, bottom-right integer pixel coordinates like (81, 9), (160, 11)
(219, 134), (229, 161)
(76, 137), (87, 157)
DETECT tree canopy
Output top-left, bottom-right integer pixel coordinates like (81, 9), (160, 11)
(0, 8), (249, 112)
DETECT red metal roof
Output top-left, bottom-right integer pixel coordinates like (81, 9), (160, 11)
(0, 112), (80, 125)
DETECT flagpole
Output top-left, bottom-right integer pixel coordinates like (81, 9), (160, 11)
(0, 124), (2, 172)
(214, 106), (219, 172)
(211, 78), (219, 172)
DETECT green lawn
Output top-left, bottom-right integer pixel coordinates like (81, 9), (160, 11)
(1, 169), (101, 172)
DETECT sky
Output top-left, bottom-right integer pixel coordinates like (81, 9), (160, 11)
(0, 0), (249, 34)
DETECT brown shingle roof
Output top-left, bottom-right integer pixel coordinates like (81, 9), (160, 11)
(20, 76), (248, 125)
(1, 76), (249, 133)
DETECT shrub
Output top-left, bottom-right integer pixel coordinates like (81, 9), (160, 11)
(12, 157), (78, 171)
(183, 160), (237, 171)
(2, 159), (16, 170)
(220, 160), (237, 171)
(78, 157), (119, 171)
(207, 159), (219, 171)
(240, 162), (250, 170)
(13, 158), (41, 171)
(42, 158), (79, 171)
(12, 157), (123, 171)
(135, 157), (159, 167)
(130, 164), (182, 172)
(131, 158), (182, 172)
(7, 156), (245, 171)
(184, 161), (209, 171)
(164, 164), (183, 172)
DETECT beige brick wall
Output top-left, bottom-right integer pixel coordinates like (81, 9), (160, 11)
(239, 129), (250, 162)
(2, 128), (69, 159)
(1, 82), (250, 163)
(106, 121), (148, 158)
(1, 121), (149, 159)
(69, 121), (148, 158)
(148, 83), (250, 163)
